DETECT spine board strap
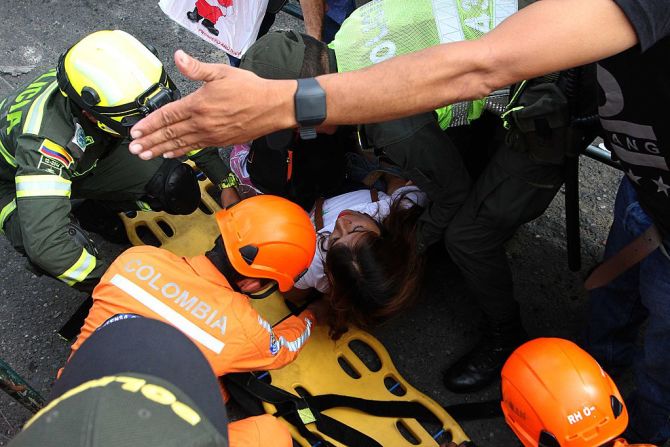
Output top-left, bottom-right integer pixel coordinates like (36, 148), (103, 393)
(225, 372), (444, 447)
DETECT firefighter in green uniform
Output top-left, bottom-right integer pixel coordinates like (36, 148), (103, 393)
(0, 30), (234, 293)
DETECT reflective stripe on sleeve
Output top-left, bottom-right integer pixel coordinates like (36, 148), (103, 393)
(0, 137), (16, 168)
(0, 199), (17, 234)
(22, 82), (59, 135)
(57, 248), (97, 286)
(186, 149), (203, 157)
(15, 175), (71, 198)
(257, 315), (313, 354)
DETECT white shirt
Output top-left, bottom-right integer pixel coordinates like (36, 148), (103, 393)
(295, 186), (426, 292)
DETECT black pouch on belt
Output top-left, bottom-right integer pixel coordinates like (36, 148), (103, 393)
(504, 81), (570, 165)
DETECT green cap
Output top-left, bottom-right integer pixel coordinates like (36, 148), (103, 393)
(9, 318), (229, 447)
(240, 30), (305, 79)
(9, 373), (227, 447)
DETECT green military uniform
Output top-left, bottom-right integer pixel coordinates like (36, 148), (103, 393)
(362, 113), (472, 251)
(0, 70), (229, 293)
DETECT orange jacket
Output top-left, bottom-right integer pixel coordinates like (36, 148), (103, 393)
(70, 246), (315, 376)
(229, 415), (292, 447)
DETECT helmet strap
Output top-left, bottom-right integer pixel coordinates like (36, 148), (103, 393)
(247, 282), (278, 300)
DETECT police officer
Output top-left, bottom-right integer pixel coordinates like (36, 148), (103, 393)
(0, 30), (232, 293)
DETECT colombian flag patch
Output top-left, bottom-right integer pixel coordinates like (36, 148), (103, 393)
(38, 139), (73, 168)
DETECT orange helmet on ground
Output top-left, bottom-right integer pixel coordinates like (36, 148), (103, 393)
(215, 195), (316, 292)
(501, 338), (628, 447)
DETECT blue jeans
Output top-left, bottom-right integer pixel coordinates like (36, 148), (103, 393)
(584, 176), (670, 444)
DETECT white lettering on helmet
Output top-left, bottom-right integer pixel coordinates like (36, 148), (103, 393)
(566, 406), (596, 425)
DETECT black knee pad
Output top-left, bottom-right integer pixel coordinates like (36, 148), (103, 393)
(145, 159), (200, 215)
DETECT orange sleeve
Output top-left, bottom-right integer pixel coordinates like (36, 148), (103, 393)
(228, 301), (315, 373)
(228, 415), (292, 447)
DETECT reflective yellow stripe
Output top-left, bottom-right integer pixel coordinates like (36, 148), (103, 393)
(15, 175), (71, 198)
(0, 97), (16, 167)
(0, 137), (16, 168)
(57, 248), (97, 286)
(23, 82), (58, 135)
(135, 200), (152, 211)
(0, 199), (17, 234)
(186, 149), (203, 157)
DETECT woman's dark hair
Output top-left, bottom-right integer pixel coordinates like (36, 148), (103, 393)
(323, 193), (426, 339)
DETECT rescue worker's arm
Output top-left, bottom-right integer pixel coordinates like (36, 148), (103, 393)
(187, 147), (242, 208)
(128, 0), (636, 158)
(14, 136), (106, 292)
(228, 300), (316, 372)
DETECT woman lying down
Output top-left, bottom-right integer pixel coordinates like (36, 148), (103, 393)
(226, 148), (428, 339)
(295, 180), (428, 339)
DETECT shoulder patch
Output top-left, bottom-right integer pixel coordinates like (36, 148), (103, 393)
(66, 122), (89, 159)
(269, 333), (280, 355)
(37, 155), (63, 176)
(38, 139), (73, 168)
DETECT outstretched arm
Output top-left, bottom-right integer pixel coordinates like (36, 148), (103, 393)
(129, 0), (636, 160)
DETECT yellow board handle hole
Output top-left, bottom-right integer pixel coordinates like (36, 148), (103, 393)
(198, 201), (215, 215)
(337, 356), (361, 379)
(135, 224), (161, 247)
(384, 375), (407, 396)
(348, 339), (382, 372)
(156, 219), (175, 237)
(396, 420), (421, 445)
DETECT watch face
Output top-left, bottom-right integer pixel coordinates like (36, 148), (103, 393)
(295, 78), (326, 127)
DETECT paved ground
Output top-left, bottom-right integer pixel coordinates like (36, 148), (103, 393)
(0, 1), (636, 446)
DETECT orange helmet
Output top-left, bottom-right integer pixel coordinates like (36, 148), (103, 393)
(501, 338), (628, 447)
(215, 195), (316, 292)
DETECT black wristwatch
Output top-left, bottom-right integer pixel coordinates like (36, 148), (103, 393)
(294, 78), (326, 140)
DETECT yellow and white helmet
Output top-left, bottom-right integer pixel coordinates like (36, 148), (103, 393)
(56, 30), (180, 137)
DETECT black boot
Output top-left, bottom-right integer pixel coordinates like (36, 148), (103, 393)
(201, 19), (219, 36)
(186, 7), (202, 22)
(443, 317), (528, 393)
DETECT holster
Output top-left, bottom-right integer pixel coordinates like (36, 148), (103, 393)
(505, 82), (570, 165)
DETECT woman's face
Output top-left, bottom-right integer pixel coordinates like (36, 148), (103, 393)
(329, 210), (381, 248)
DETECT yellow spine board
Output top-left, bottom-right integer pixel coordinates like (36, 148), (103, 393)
(120, 174), (222, 257)
(120, 174), (471, 446)
(251, 293), (470, 447)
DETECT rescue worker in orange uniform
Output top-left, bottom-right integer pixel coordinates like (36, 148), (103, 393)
(68, 194), (318, 378)
(501, 338), (656, 447)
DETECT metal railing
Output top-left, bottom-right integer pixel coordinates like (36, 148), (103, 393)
(0, 358), (45, 413)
